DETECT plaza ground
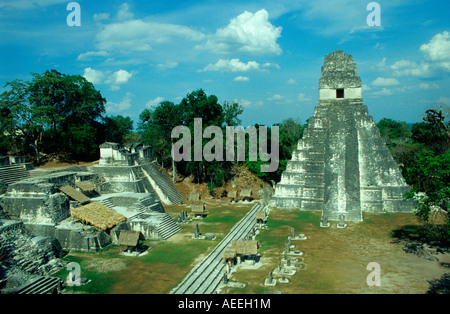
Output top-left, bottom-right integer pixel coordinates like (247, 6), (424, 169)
(57, 200), (450, 294)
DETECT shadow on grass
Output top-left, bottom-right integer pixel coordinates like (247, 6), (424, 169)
(427, 273), (450, 294)
(391, 224), (450, 248)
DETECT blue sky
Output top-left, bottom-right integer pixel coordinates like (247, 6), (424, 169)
(1, 0), (449, 128)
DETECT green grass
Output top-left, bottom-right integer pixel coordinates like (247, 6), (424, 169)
(54, 203), (255, 294)
(54, 252), (129, 294)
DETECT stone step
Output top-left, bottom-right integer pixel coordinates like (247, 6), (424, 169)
(157, 214), (182, 240)
(99, 198), (115, 209)
(138, 162), (184, 205)
(0, 165), (30, 184)
(17, 276), (62, 294)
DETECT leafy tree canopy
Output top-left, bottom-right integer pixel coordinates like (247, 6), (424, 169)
(0, 69), (106, 161)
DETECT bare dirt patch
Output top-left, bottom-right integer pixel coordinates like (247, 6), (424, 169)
(222, 210), (450, 294)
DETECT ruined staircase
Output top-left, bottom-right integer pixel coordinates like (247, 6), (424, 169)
(138, 161), (185, 205)
(157, 213), (182, 240)
(14, 276), (62, 294)
(0, 164), (30, 185)
(97, 194), (180, 240)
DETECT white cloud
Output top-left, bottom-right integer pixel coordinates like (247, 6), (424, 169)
(96, 19), (204, 52)
(199, 9), (282, 55)
(237, 99), (252, 108)
(372, 77), (400, 87)
(371, 88), (393, 96)
(83, 67), (104, 85)
(0, 0), (67, 10)
(420, 31), (450, 71)
(390, 60), (431, 77)
(234, 76), (249, 82)
(287, 79), (297, 85)
(200, 59), (260, 72)
(234, 99), (262, 109)
(145, 96), (165, 108)
(268, 94), (284, 101)
(298, 93), (312, 102)
(106, 69), (133, 90)
(106, 92), (133, 113)
(93, 13), (110, 22)
(77, 50), (109, 61)
(420, 31), (450, 61)
(108, 69), (132, 84)
(419, 83), (439, 90)
(362, 84), (371, 91)
(117, 3), (134, 21)
(157, 61), (178, 69)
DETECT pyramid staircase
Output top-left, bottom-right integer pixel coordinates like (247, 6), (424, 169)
(0, 164), (30, 186)
(157, 213), (182, 240)
(137, 161), (185, 205)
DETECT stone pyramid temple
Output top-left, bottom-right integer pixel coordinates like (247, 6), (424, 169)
(269, 50), (415, 222)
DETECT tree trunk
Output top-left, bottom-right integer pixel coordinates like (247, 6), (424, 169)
(31, 139), (40, 164)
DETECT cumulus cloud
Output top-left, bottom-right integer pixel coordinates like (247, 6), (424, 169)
(199, 9), (282, 55)
(287, 79), (297, 85)
(83, 67), (104, 85)
(372, 77), (400, 87)
(106, 69), (133, 90)
(370, 88), (393, 96)
(390, 60), (431, 77)
(298, 93), (312, 102)
(200, 59), (260, 72)
(145, 96), (165, 108)
(77, 50), (109, 61)
(0, 0), (67, 10)
(96, 19), (204, 52)
(157, 61), (178, 70)
(268, 94), (284, 101)
(200, 58), (278, 73)
(93, 13), (110, 22)
(116, 3), (134, 21)
(420, 31), (450, 71)
(106, 92), (133, 113)
(234, 76), (249, 82)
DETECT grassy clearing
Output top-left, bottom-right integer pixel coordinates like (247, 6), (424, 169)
(55, 202), (253, 294)
(55, 204), (449, 294)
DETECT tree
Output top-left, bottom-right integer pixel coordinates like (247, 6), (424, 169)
(246, 118), (305, 182)
(403, 106), (450, 238)
(138, 89), (242, 186)
(423, 107), (450, 139)
(404, 150), (450, 236)
(104, 115), (134, 146)
(411, 122), (448, 147)
(139, 101), (182, 168)
(0, 69), (106, 162)
(376, 118), (412, 149)
(222, 101), (244, 126)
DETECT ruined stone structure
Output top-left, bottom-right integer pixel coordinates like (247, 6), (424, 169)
(269, 50), (415, 221)
(93, 142), (184, 205)
(0, 142), (186, 292)
(0, 142), (184, 253)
